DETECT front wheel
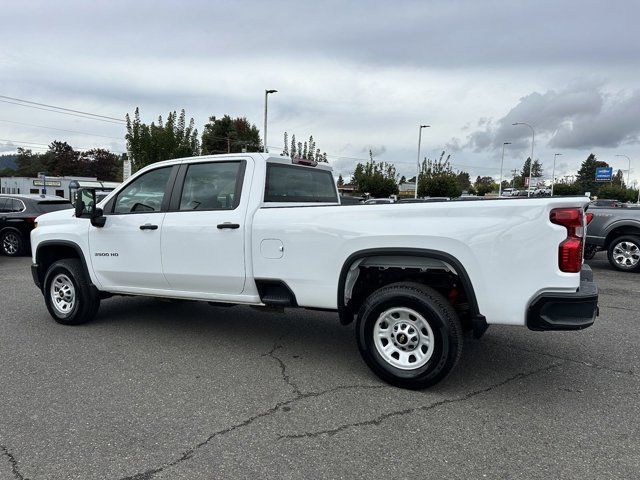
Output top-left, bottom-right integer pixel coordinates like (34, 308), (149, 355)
(607, 235), (640, 272)
(356, 282), (463, 389)
(43, 259), (101, 325)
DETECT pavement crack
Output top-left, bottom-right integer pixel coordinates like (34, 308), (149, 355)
(488, 340), (636, 376)
(262, 337), (302, 395)
(119, 383), (387, 480)
(0, 444), (27, 480)
(599, 303), (640, 313)
(278, 362), (565, 440)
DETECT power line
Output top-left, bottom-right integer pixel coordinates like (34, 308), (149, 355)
(0, 119), (122, 140)
(0, 138), (49, 147)
(0, 99), (125, 125)
(0, 138), (123, 153)
(0, 95), (125, 122)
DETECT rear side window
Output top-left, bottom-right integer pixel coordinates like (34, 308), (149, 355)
(36, 201), (72, 213)
(179, 161), (244, 210)
(264, 164), (338, 203)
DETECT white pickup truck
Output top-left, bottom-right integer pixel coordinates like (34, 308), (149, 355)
(30, 153), (598, 389)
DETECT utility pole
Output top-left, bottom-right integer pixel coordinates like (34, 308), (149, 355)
(511, 169), (518, 187)
(263, 89), (278, 153)
(415, 125), (430, 199)
(499, 142), (511, 196)
(512, 122), (535, 196)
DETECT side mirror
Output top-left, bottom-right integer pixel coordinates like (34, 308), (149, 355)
(75, 188), (106, 227)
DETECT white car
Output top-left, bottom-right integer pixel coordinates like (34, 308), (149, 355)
(501, 188), (518, 197)
(30, 153), (598, 389)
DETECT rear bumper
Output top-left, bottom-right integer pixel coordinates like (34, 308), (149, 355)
(526, 266), (598, 331)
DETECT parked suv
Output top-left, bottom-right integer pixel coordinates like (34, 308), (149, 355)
(0, 195), (72, 256)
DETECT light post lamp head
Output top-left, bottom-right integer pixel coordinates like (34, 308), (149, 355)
(503, 142), (511, 145)
(266, 89), (278, 94)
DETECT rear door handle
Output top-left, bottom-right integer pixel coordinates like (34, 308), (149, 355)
(217, 222), (240, 229)
(140, 224), (158, 230)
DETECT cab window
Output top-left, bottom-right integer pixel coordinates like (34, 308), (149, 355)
(264, 163), (338, 203)
(113, 167), (172, 214)
(179, 162), (244, 211)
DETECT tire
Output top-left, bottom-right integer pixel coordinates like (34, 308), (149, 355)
(607, 235), (640, 272)
(43, 258), (101, 325)
(1, 229), (25, 256)
(356, 282), (463, 389)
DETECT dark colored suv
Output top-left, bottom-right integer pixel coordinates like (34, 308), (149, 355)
(0, 195), (72, 256)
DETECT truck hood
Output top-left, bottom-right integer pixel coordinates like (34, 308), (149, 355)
(36, 208), (76, 226)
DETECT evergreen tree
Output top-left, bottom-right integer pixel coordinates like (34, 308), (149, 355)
(126, 107), (200, 171)
(576, 153), (609, 194)
(337, 174), (344, 186)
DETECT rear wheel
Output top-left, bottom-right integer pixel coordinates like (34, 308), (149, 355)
(1, 229), (24, 256)
(43, 259), (101, 325)
(607, 235), (640, 272)
(356, 282), (463, 389)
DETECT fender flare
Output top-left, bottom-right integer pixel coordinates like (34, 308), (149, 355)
(336, 247), (483, 327)
(603, 220), (640, 245)
(34, 240), (96, 289)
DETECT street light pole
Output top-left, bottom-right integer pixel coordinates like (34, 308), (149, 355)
(512, 122), (535, 197)
(499, 142), (511, 197)
(551, 153), (562, 196)
(263, 89), (277, 153)
(415, 124), (430, 199)
(615, 154), (631, 187)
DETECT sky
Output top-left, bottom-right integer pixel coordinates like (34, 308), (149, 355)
(0, 0), (639, 186)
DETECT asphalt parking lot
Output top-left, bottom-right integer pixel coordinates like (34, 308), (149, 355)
(1, 255), (639, 480)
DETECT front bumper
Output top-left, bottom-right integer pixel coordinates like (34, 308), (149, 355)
(31, 263), (41, 290)
(526, 266), (598, 331)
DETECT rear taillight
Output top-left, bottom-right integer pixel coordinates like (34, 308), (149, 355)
(550, 207), (584, 273)
(586, 212), (594, 225)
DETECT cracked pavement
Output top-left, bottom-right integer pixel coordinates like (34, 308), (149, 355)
(0, 255), (639, 479)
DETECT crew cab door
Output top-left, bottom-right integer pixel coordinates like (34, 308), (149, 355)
(160, 159), (249, 294)
(89, 165), (177, 291)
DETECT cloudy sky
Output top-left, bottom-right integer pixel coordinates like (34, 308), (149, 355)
(1, 0), (639, 185)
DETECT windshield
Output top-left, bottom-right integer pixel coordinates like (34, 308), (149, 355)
(36, 201), (72, 213)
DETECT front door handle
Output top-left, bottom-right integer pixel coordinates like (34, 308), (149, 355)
(140, 224), (158, 230)
(217, 222), (240, 229)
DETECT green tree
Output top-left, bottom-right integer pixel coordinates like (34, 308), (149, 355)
(352, 159), (398, 197)
(596, 184), (638, 202)
(15, 148), (45, 177)
(553, 182), (582, 196)
(474, 175), (498, 196)
(337, 174), (344, 187)
(284, 133), (328, 162)
(456, 171), (471, 191)
(79, 149), (122, 182)
(201, 115), (261, 154)
(612, 169), (625, 187)
(125, 108), (200, 172)
(576, 153), (609, 194)
(417, 152), (462, 198)
(42, 141), (80, 177)
(399, 175), (406, 185)
(520, 157), (543, 181)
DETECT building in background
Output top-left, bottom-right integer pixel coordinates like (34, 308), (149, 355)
(0, 175), (119, 202)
